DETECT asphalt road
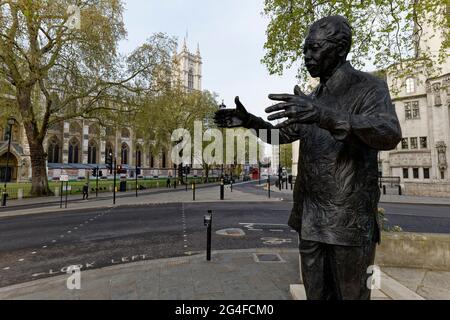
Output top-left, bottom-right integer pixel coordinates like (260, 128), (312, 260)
(0, 185), (449, 288)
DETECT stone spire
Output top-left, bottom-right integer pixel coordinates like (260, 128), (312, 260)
(182, 37), (187, 52)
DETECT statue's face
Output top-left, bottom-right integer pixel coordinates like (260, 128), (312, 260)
(303, 28), (341, 79)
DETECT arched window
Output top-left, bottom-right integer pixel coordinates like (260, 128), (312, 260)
(136, 146), (142, 167)
(68, 138), (80, 164)
(88, 141), (98, 164)
(188, 69), (194, 91)
(406, 78), (415, 94)
(121, 143), (129, 165)
(161, 151), (167, 168)
(47, 137), (61, 164)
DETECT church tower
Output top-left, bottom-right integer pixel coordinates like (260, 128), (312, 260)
(174, 39), (202, 92)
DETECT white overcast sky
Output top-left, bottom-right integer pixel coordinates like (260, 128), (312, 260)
(118, 0), (301, 120)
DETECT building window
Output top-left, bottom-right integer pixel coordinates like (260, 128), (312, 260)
(412, 101), (420, 118)
(441, 170), (445, 180)
(405, 101), (420, 120)
(410, 137), (418, 149)
(401, 138), (409, 150)
(161, 151), (167, 168)
(405, 103), (412, 120)
(420, 137), (428, 149)
(405, 78), (415, 94)
(3, 126), (11, 141)
(68, 138), (80, 164)
(413, 168), (419, 179)
(136, 147), (142, 167)
(423, 168), (430, 179)
(188, 69), (194, 91)
(403, 168), (409, 179)
(121, 144), (129, 165)
(88, 141), (97, 164)
(47, 138), (60, 164)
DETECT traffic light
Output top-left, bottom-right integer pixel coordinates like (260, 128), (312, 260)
(92, 168), (98, 177)
(136, 168), (141, 175)
(99, 170), (103, 177)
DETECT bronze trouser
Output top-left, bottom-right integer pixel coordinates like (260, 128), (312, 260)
(299, 240), (377, 300)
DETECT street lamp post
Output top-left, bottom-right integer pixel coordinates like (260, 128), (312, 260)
(278, 145), (282, 191)
(135, 148), (138, 198)
(219, 100), (226, 180)
(2, 117), (16, 207)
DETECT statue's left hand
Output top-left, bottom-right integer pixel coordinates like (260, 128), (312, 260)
(266, 85), (320, 128)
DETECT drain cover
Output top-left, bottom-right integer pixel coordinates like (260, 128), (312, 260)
(253, 253), (285, 263)
(216, 228), (246, 237)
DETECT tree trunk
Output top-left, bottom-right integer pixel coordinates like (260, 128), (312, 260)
(17, 88), (53, 197)
(27, 137), (52, 197)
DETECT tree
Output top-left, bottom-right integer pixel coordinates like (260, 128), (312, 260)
(280, 143), (293, 171)
(0, 0), (175, 196)
(262, 0), (449, 88)
(133, 82), (219, 182)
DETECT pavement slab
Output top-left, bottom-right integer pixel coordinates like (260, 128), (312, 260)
(0, 249), (444, 300)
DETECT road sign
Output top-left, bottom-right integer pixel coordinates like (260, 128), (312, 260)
(60, 175), (69, 182)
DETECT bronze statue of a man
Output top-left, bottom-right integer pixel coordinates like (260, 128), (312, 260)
(215, 15), (402, 300)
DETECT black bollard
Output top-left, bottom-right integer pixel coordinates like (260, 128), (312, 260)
(382, 185), (386, 195)
(220, 179), (224, 200)
(193, 182), (196, 201)
(204, 210), (213, 261)
(268, 175), (271, 199)
(398, 185), (402, 196)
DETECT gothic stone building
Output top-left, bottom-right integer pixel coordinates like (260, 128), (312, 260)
(0, 42), (202, 182)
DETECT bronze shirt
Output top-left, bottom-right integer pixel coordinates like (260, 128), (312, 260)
(245, 62), (402, 246)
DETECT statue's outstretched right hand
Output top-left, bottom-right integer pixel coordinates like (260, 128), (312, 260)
(214, 96), (250, 128)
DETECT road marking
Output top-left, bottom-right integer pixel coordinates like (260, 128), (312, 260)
(42, 246), (47, 249)
(270, 229), (284, 232)
(261, 237), (293, 245)
(3, 267), (10, 270)
(240, 223), (288, 227)
(18, 259), (24, 262)
(52, 240), (56, 243)
(31, 252), (37, 255)
(67, 231), (72, 234)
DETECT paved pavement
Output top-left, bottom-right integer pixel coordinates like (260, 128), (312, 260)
(0, 181), (279, 218)
(0, 248), (447, 300)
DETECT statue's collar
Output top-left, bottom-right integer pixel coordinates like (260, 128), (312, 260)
(316, 61), (354, 96)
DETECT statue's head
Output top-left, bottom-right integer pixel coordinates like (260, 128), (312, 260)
(304, 15), (352, 79)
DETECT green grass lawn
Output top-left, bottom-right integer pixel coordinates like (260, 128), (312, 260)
(2, 177), (220, 200)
